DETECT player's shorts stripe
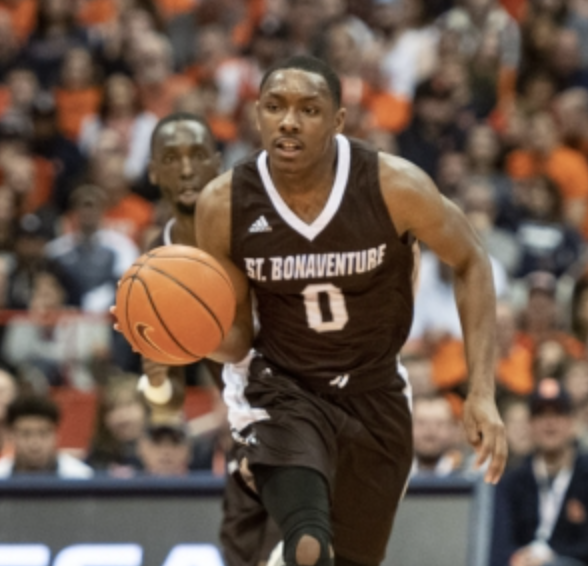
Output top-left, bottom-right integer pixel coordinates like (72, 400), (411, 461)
(223, 350), (270, 432)
(396, 357), (413, 412)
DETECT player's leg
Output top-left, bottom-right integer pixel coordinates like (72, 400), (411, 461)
(331, 383), (413, 566)
(254, 465), (333, 566)
(225, 358), (344, 566)
(220, 467), (276, 566)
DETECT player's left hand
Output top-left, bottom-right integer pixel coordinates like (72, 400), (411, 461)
(109, 305), (120, 332)
(462, 391), (508, 484)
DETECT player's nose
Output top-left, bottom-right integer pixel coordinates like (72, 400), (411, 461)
(180, 155), (195, 177)
(279, 107), (301, 132)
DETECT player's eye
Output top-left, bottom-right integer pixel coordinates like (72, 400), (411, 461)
(265, 102), (280, 112)
(304, 107), (319, 115)
(163, 154), (177, 164)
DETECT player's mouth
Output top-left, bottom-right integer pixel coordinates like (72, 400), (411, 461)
(178, 185), (200, 195)
(177, 187), (200, 203)
(274, 138), (303, 158)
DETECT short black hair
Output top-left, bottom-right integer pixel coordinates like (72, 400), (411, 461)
(7, 395), (61, 427)
(260, 55), (342, 108)
(150, 112), (215, 152)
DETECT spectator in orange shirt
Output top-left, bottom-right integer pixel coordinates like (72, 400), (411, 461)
(553, 87), (588, 159)
(0, 12), (21, 86)
(54, 47), (102, 141)
(155, 0), (195, 21)
(496, 300), (535, 399)
(31, 93), (87, 213)
(130, 33), (192, 119)
(0, 0), (37, 45)
(184, 25), (242, 114)
(322, 18), (411, 134)
(80, 74), (157, 183)
(90, 139), (153, 245)
(175, 82), (237, 144)
(506, 111), (588, 237)
(76, 0), (117, 27)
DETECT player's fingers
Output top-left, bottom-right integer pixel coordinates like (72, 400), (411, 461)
(109, 306), (121, 332)
(474, 422), (495, 469)
(485, 424), (508, 485)
(463, 413), (482, 448)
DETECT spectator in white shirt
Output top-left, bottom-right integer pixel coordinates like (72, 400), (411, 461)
(0, 395), (93, 478)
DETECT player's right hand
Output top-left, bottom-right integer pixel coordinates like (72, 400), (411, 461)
(462, 391), (508, 484)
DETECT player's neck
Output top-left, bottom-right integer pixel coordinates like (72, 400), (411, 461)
(172, 214), (197, 246)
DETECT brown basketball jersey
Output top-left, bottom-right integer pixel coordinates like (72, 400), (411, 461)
(231, 135), (414, 384)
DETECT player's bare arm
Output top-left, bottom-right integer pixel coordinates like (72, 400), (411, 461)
(196, 171), (254, 364)
(379, 153), (507, 484)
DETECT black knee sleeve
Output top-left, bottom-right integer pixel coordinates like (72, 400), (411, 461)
(254, 465), (333, 566)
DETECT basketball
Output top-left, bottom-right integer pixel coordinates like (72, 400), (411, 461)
(115, 245), (236, 365)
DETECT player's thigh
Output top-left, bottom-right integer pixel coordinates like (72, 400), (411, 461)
(331, 395), (413, 564)
(239, 363), (342, 485)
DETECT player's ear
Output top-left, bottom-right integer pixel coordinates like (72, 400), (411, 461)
(334, 106), (346, 135)
(148, 161), (158, 185)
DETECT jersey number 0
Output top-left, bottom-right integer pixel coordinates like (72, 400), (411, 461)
(301, 283), (349, 333)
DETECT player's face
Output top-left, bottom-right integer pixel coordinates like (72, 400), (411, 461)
(256, 69), (346, 174)
(150, 121), (221, 216)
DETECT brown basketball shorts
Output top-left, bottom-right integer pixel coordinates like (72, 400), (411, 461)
(231, 356), (413, 565)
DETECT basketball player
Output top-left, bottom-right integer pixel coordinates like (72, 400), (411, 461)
(196, 56), (508, 566)
(140, 112), (280, 566)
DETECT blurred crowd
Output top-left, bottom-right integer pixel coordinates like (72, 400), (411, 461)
(0, 0), (587, 562)
(0, 0), (586, 550)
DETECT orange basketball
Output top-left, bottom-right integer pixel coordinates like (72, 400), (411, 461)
(115, 245), (236, 365)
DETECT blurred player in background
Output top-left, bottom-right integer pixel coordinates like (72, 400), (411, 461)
(197, 56), (508, 566)
(141, 112), (279, 566)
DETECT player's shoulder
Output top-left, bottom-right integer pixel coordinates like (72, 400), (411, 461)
(377, 152), (436, 196)
(198, 170), (234, 220)
(376, 153), (444, 235)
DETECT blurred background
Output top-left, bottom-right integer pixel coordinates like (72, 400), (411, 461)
(0, 0), (588, 564)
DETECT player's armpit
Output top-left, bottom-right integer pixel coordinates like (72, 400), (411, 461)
(196, 171), (254, 364)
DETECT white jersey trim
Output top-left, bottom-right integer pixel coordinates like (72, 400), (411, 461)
(163, 218), (176, 246)
(223, 350), (270, 432)
(256, 134), (351, 242)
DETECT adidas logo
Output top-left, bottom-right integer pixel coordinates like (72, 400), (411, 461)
(329, 374), (350, 389)
(249, 215), (272, 233)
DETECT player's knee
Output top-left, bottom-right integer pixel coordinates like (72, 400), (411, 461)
(295, 535), (321, 565)
(286, 531), (333, 566)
